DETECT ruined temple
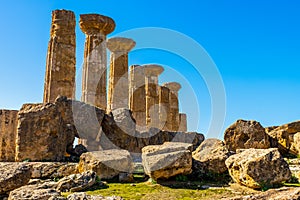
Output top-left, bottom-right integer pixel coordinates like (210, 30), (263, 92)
(0, 9), (192, 162)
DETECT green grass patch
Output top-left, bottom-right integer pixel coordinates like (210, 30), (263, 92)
(62, 182), (234, 200)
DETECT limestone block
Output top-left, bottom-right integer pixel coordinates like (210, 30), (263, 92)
(0, 110), (18, 161)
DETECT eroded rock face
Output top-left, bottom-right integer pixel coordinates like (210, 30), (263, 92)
(225, 148), (291, 189)
(0, 110), (18, 161)
(78, 150), (133, 180)
(111, 108), (136, 136)
(15, 98), (75, 161)
(224, 120), (270, 152)
(192, 138), (233, 174)
(142, 142), (193, 180)
(100, 112), (204, 153)
(15, 96), (105, 162)
(28, 162), (77, 179)
(8, 183), (60, 200)
(56, 170), (97, 192)
(267, 120), (300, 156)
(0, 163), (32, 194)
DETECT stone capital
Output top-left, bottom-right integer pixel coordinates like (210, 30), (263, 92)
(163, 82), (181, 92)
(107, 37), (136, 53)
(79, 14), (116, 35)
(143, 64), (164, 77)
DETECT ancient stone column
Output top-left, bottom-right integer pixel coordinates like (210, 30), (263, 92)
(144, 65), (164, 128)
(163, 82), (181, 131)
(107, 37), (136, 112)
(159, 86), (171, 130)
(43, 10), (76, 103)
(0, 110), (18, 161)
(129, 65), (146, 128)
(179, 113), (187, 132)
(80, 14), (115, 110)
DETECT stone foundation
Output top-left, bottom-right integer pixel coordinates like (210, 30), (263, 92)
(0, 110), (18, 161)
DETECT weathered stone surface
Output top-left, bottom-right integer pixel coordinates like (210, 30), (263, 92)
(142, 142), (193, 180)
(267, 120), (300, 156)
(56, 170), (97, 192)
(224, 120), (271, 152)
(0, 163), (32, 194)
(192, 138), (232, 174)
(72, 99), (105, 152)
(107, 37), (135, 112)
(0, 110), (18, 161)
(67, 192), (123, 200)
(129, 65), (146, 128)
(178, 113), (187, 132)
(162, 82), (181, 132)
(222, 187), (300, 200)
(78, 150), (133, 180)
(8, 183), (60, 200)
(143, 64), (164, 129)
(111, 108), (136, 136)
(80, 14), (115, 110)
(287, 158), (300, 181)
(100, 111), (204, 153)
(28, 162), (77, 179)
(43, 10), (76, 103)
(225, 148), (291, 189)
(16, 96), (105, 161)
(15, 98), (75, 161)
(158, 86), (171, 131)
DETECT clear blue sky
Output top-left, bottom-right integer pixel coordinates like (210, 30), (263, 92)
(0, 0), (299, 138)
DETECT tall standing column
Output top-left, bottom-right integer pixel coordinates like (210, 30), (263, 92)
(80, 14), (115, 110)
(144, 65), (164, 128)
(107, 37), (136, 112)
(129, 65), (146, 128)
(43, 10), (76, 103)
(179, 113), (187, 132)
(159, 86), (171, 130)
(163, 82), (181, 131)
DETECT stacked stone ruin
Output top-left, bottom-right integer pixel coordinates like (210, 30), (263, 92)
(42, 10), (187, 132)
(0, 10), (190, 161)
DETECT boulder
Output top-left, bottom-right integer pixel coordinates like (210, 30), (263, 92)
(267, 120), (300, 156)
(286, 158), (300, 181)
(15, 96), (105, 161)
(0, 163), (32, 194)
(67, 192), (123, 200)
(78, 150), (133, 180)
(224, 120), (270, 152)
(111, 108), (136, 136)
(192, 138), (233, 174)
(100, 111), (205, 154)
(28, 162), (77, 179)
(142, 142), (192, 180)
(8, 183), (60, 200)
(225, 148), (291, 189)
(222, 187), (300, 200)
(56, 171), (97, 192)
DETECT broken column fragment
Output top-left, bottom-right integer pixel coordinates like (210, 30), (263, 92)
(0, 110), (18, 161)
(163, 82), (181, 131)
(144, 65), (164, 129)
(107, 37), (136, 112)
(80, 14), (116, 110)
(43, 10), (76, 103)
